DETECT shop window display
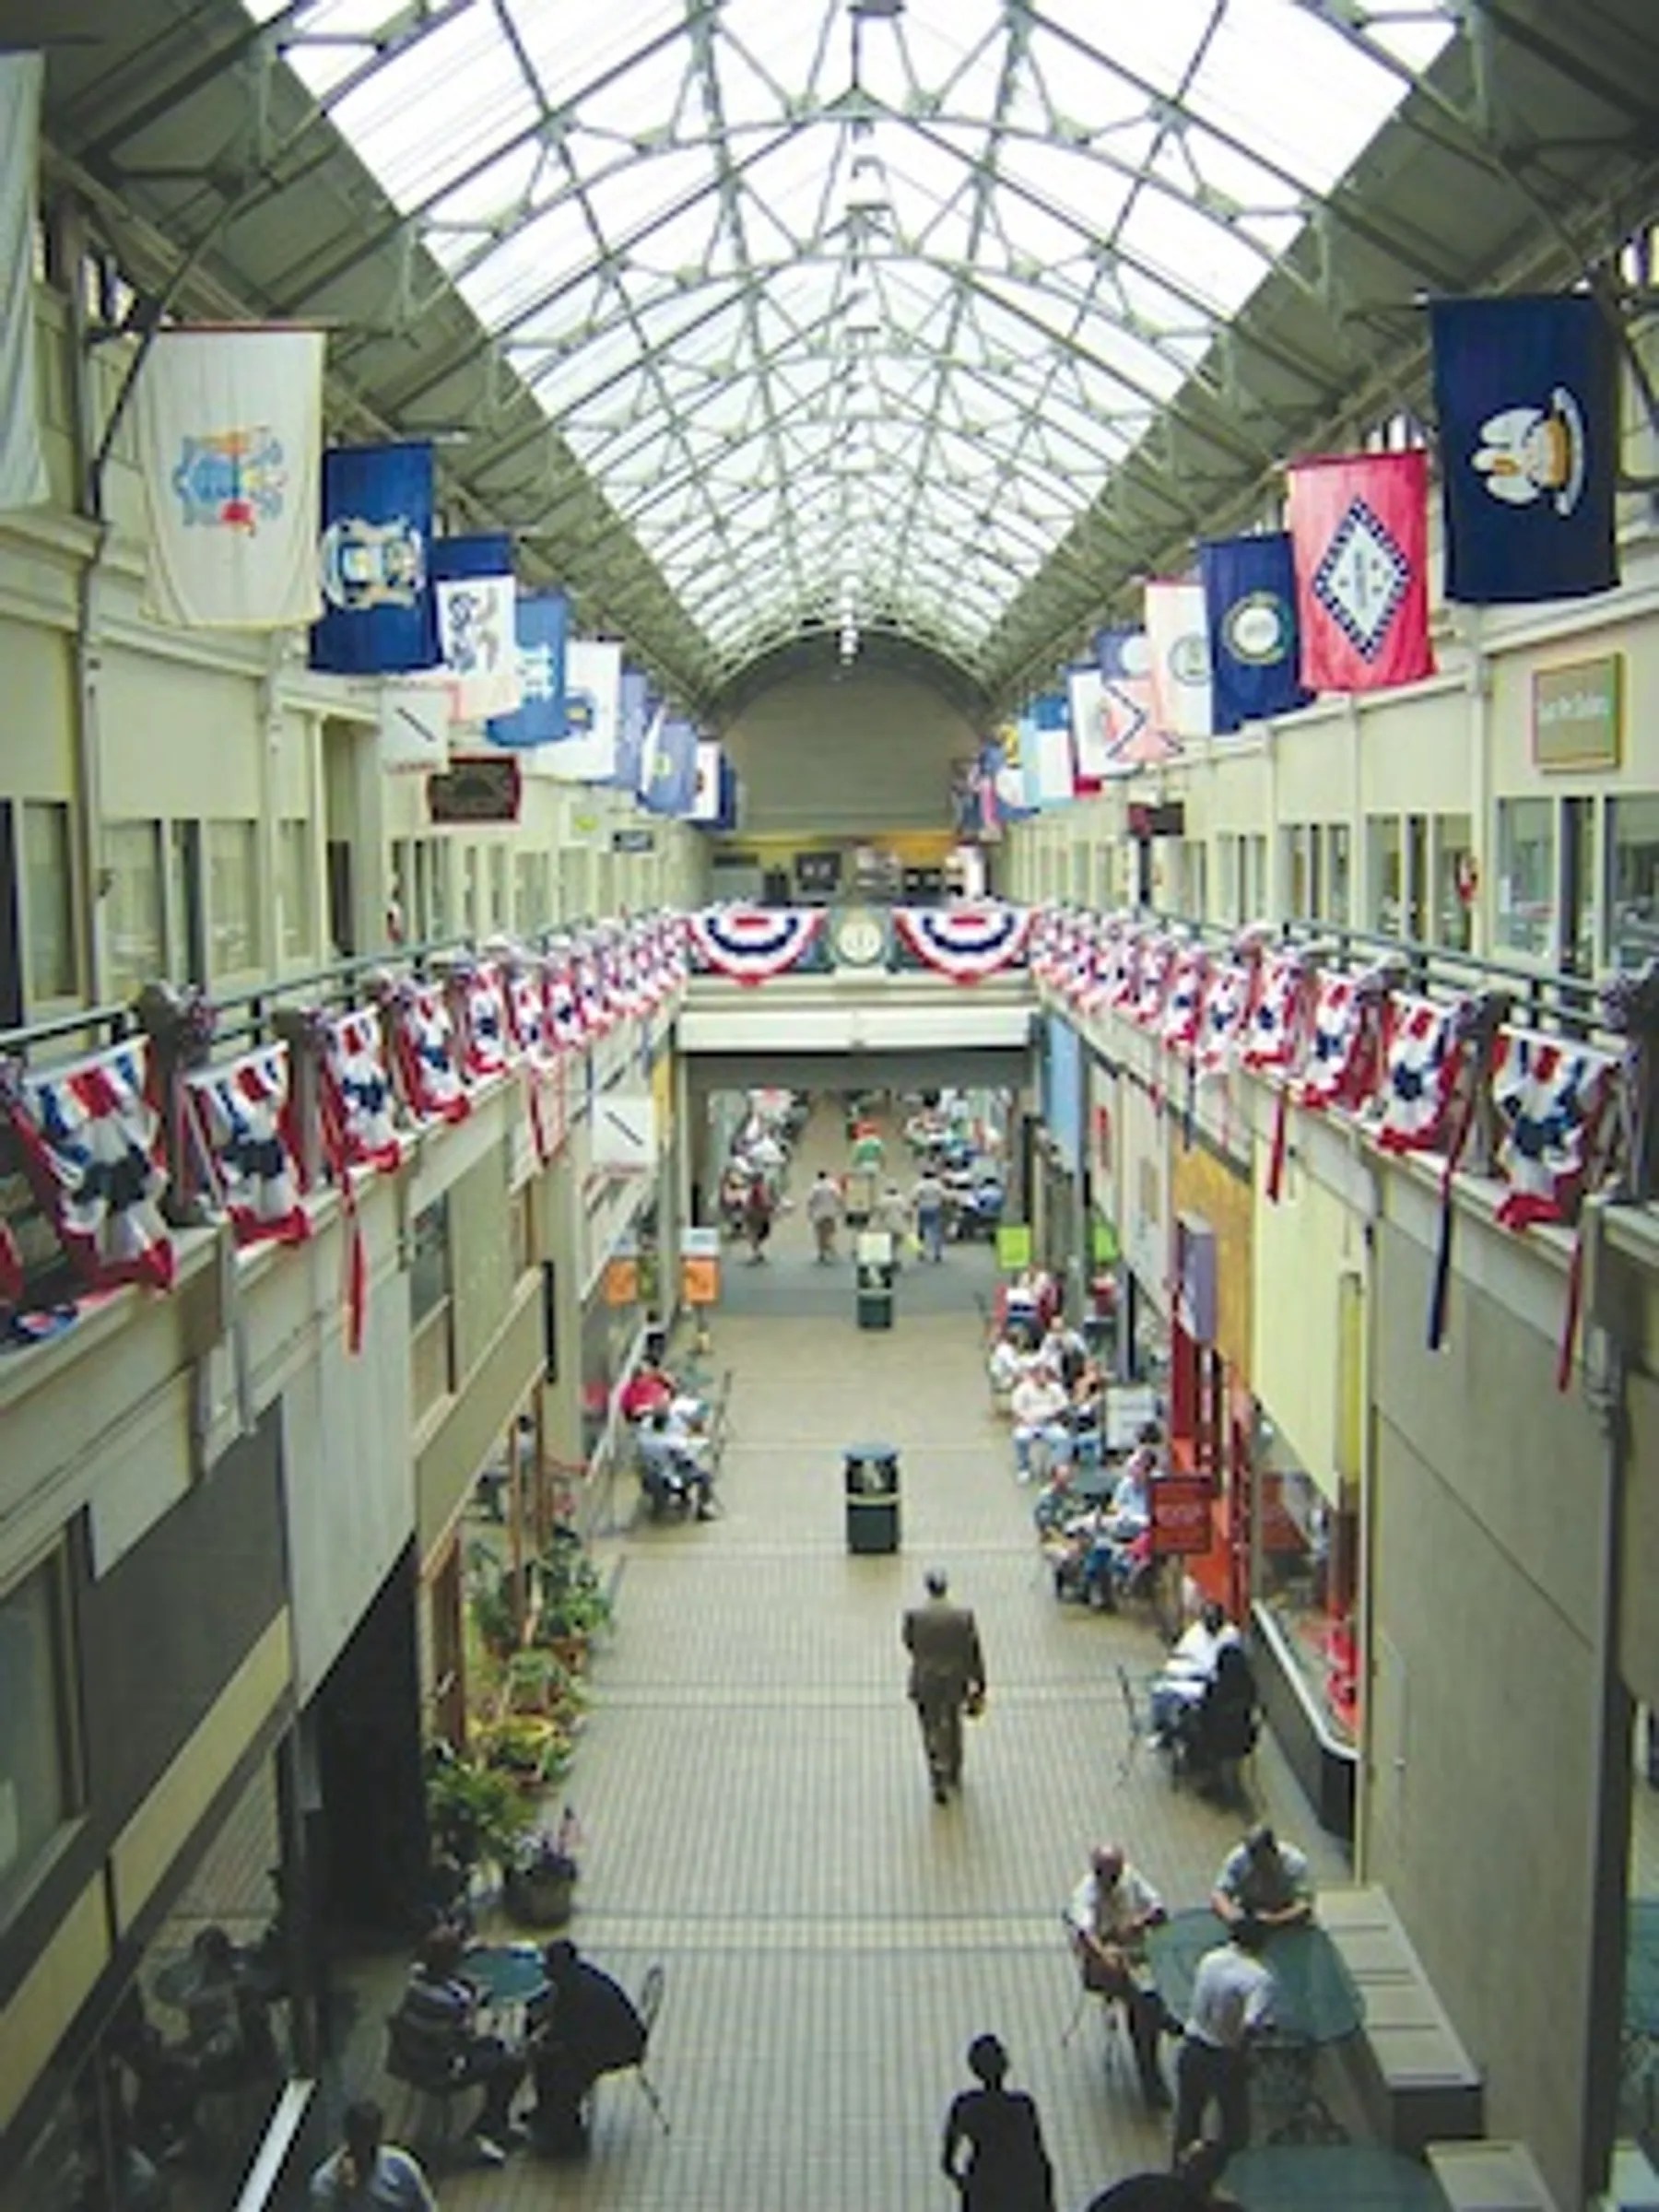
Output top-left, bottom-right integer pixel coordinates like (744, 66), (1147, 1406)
(1253, 1464), (1359, 1746)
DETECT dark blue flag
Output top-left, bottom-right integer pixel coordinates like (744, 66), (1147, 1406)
(310, 441), (438, 674)
(614, 666), (653, 794)
(1430, 293), (1618, 604)
(1199, 531), (1312, 733)
(641, 714), (697, 817)
(485, 590), (569, 748)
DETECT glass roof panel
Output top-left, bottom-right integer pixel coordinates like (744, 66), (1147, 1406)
(245, 0), (1458, 688)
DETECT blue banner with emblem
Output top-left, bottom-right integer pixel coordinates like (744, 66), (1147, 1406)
(485, 590), (569, 749)
(641, 714), (698, 817)
(615, 665), (653, 794)
(310, 442), (438, 674)
(1430, 293), (1618, 605)
(1199, 531), (1312, 733)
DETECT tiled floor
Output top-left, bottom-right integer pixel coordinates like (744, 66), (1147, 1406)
(361, 1103), (1354, 2209)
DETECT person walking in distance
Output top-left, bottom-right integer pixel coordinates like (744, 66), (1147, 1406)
(806, 1168), (845, 1262)
(941, 2032), (1054, 2212)
(901, 1569), (986, 1804)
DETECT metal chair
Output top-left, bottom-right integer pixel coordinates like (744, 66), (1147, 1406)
(1058, 1913), (1134, 2088)
(629, 1963), (671, 2134)
(1115, 1662), (1145, 1781)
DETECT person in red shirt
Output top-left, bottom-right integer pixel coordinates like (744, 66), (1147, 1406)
(618, 1357), (674, 1423)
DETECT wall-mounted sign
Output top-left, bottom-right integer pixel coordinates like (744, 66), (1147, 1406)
(795, 850), (843, 894)
(1150, 1474), (1216, 1557)
(612, 827), (655, 853)
(429, 755), (522, 825)
(1128, 800), (1187, 838)
(1533, 653), (1621, 771)
(681, 1225), (721, 1306)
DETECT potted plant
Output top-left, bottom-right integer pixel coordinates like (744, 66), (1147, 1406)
(425, 1744), (534, 1876)
(501, 1806), (582, 1930)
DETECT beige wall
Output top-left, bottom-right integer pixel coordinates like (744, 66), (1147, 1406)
(1369, 1207), (1606, 2208)
(1252, 1130), (1370, 1494)
(721, 665), (978, 836)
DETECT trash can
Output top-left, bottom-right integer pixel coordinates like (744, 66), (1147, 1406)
(856, 1257), (895, 1330)
(844, 1441), (900, 1554)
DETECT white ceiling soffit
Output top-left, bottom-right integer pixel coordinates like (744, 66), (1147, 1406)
(37, 0), (1659, 712)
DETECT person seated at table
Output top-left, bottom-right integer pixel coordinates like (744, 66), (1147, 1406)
(1210, 1823), (1314, 1934)
(1040, 1315), (1088, 1389)
(1148, 1602), (1243, 1742)
(1069, 1359), (1107, 1446)
(665, 1396), (718, 1515)
(987, 1331), (1029, 1406)
(388, 1927), (527, 2165)
(618, 1352), (675, 1424)
(1011, 1360), (1072, 1481)
(1170, 1643), (1260, 1799)
(1083, 2139), (1241, 2211)
(524, 1938), (647, 2159)
(1065, 1843), (1172, 2112)
(636, 1408), (713, 1519)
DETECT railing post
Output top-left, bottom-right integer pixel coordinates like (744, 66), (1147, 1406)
(272, 1006), (327, 1194)
(1601, 960), (1659, 1203)
(135, 981), (217, 1228)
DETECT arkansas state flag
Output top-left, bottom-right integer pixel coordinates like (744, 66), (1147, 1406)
(1199, 531), (1312, 732)
(1094, 628), (1177, 768)
(1288, 450), (1433, 693)
(1144, 580), (1212, 739)
(1430, 293), (1618, 605)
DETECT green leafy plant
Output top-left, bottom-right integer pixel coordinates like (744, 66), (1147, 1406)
(425, 1746), (535, 1869)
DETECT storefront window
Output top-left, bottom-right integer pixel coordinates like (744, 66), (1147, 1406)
(206, 818), (259, 976)
(1253, 1463), (1359, 1747)
(1435, 812), (1474, 952)
(276, 820), (312, 965)
(410, 1195), (454, 1415)
(1495, 796), (1555, 959)
(0, 1552), (78, 1930)
(23, 800), (77, 1002)
(104, 820), (165, 1005)
(1608, 794), (1659, 971)
(1366, 815), (1402, 935)
(1322, 824), (1348, 925)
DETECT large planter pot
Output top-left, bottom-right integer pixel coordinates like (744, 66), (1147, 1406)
(502, 1865), (577, 1929)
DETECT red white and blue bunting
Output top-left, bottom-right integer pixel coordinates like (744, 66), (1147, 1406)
(1241, 953), (1308, 1074)
(893, 902), (1031, 983)
(1160, 947), (1210, 1055)
(1491, 1030), (1617, 1232)
(690, 905), (827, 985)
(1296, 975), (1371, 1112)
(545, 958), (586, 1052)
(459, 961), (512, 1081)
(5, 1041), (175, 1292)
(1194, 961), (1253, 1079)
(1376, 996), (1465, 1157)
(1130, 934), (1176, 1030)
(321, 1009), (403, 1175)
(506, 965), (550, 1062)
(385, 981), (471, 1125)
(185, 1044), (310, 1250)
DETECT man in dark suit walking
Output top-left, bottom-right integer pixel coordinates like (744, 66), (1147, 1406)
(901, 1569), (986, 1803)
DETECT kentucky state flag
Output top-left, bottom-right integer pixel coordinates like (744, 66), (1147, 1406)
(310, 441), (438, 674)
(1430, 293), (1618, 605)
(429, 535), (520, 719)
(1199, 531), (1312, 732)
(1288, 449), (1433, 693)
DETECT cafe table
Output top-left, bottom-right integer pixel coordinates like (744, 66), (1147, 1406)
(464, 1941), (548, 2033)
(1146, 1909), (1365, 2145)
(1227, 2145), (1444, 2212)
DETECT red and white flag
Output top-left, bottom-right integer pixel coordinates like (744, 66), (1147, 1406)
(1144, 580), (1213, 739)
(1288, 449), (1433, 694)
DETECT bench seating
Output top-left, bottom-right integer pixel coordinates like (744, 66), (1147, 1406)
(1321, 1885), (1484, 2153)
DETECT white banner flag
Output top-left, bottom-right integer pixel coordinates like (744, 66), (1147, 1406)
(434, 571), (521, 721)
(1144, 578), (1213, 740)
(536, 637), (621, 782)
(0, 56), (48, 512)
(379, 681), (451, 773)
(136, 326), (324, 629)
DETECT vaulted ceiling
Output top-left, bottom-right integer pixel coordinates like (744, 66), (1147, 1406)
(29, 0), (1659, 719)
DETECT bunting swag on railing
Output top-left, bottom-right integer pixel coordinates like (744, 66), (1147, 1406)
(690, 905), (827, 985)
(545, 955), (587, 1052)
(1295, 967), (1391, 1116)
(3, 1042), (175, 1291)
(320, 1008), (403, 1174)
(1243, 950), (1312, 1202)
(893, 903), (1032, 982)
(1377, 997), (1465, 1157)
(1194, 961), (1253, 1080)
(185, 1045), (310, 1249)
(457, 961), (512, 1081)
(1491, 1028), (1619, 1389)
(382, 980), (470, 1124)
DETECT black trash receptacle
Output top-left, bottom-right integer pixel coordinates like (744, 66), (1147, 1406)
(855, 1258), (895, 1331)
(844, 1441), (900, 1554)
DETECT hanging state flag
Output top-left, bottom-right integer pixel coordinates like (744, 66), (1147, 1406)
(0, 56), (48, 512)
(1288, 449), (1432, 693)
(486, 588), (569, 757)
(615, 667), (653, 795)
(539, 637), (621, 782)
(429, 535), (520, 720)
(135, 326), (324, 629)
(1144, 580), (1212, 739)
(1028, 692), (1075, 807)
(1095, 628), (1178, 768)
(1200, 532), (1312, 732)
(690, 740), (724, 824)
(311, 441), (437, 673)
(1430, 293), (1618, 605)
(1067, 664), (1109, 790)
(379, 681), (451, 773)
(641, 713), (698, 817)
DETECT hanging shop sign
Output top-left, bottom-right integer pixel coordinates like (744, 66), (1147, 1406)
(1532, 653), (1621, 771)
(1150, 1475), (1216, 1556)
(681, 1225), (721, 1307)
(429, 755), (522, 825)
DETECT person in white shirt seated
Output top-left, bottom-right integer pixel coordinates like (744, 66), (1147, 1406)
(986, 1333), (1031, 1403)
(1149, 1601), (1241, 1740)
(637, 1407), (714, 1520)
(1010, 1362), (1072, 1480)
(1064, 1843), (1172, 2112)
